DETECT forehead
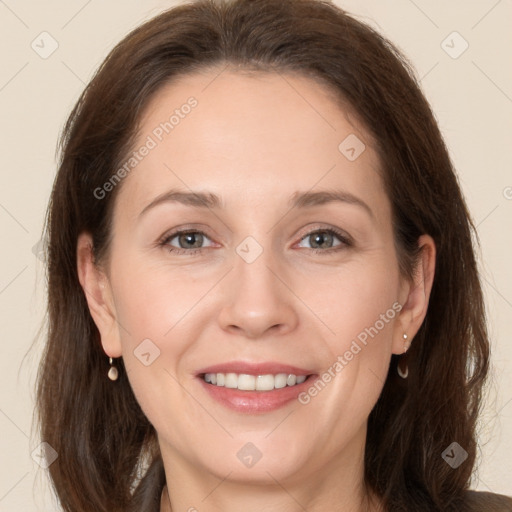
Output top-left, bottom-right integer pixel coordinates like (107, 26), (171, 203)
(115, 68), (388, 222)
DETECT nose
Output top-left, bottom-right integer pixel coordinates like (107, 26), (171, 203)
(217, 248), (299, 340)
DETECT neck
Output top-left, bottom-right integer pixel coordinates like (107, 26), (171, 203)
(158, 429), (383, 512)
(160, 484), (381, 512)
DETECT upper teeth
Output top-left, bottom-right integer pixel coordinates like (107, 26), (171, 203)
(204, 373), (307, 391)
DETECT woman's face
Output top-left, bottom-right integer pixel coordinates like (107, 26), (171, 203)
(83, 68), (431, 487)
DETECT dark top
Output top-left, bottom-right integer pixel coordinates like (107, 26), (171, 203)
(465, 490), (512, 511)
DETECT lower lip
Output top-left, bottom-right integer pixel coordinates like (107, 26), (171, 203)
(197, 375), (317, 413)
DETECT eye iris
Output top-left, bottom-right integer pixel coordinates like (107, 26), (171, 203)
(310, 231), (333, 249)
(179, 232), (203, 249)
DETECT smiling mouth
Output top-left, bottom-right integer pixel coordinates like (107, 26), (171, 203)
(200, 372), (313, 391)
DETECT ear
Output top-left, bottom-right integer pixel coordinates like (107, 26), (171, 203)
(392, 234), (436, 355)
(76, 232), (122, 358)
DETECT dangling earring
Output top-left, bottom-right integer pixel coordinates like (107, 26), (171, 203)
(108, 357), (119, 381)
(397, 333), (409, 379)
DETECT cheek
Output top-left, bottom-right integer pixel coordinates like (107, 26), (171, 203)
(107, 263), (203, 410)
(299, 256), (400, 419)
(304, 254), (401, 349)
(111, 258), (210, 342)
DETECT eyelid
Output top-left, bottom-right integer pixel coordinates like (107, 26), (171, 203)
(158, 226), (216, 248)
(158, 223), (214, 240)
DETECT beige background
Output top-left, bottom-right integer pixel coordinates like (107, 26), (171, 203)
(0, 0), (510, 509)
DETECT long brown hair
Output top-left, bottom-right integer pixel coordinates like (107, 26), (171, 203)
(35, 0), (493, 510)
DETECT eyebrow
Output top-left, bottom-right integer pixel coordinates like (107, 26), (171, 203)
(138, 188), (374, 219)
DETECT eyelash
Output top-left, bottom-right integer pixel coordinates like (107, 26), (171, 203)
(158, 227), (353, 256)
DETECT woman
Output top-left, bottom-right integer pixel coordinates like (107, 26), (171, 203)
(35, 0), (512, 510)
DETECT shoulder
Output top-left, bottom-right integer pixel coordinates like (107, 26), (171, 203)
(463, 490), (512, 511)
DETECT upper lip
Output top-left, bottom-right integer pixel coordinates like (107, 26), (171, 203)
(196, 361), (315, 377)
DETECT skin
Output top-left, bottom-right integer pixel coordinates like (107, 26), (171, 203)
(77, 67), (435, 512)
